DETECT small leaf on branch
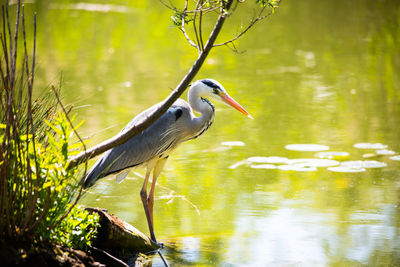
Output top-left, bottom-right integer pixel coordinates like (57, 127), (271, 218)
(171, 10), (193, 26)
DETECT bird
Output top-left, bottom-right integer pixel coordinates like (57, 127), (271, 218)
(81, 79), (251, 243)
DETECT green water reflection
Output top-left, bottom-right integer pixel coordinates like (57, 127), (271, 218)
(27, 0), (400, 265)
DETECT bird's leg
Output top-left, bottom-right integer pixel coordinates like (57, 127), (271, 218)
(148, 157), (168, 227)
(140, 160), (157, 242)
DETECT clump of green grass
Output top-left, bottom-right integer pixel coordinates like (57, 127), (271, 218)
(0, 2), (98, 251)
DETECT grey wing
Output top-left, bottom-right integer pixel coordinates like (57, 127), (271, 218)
(82, 100), (191, 188)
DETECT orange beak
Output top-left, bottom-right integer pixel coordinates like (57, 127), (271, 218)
(220, 93), (253, 119)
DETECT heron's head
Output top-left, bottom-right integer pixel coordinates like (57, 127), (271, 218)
(192, 79), (253, 118)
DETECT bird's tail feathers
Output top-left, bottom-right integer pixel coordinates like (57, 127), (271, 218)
(81, 152), (125, 189)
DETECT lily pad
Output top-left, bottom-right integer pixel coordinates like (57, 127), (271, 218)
(327, 166), (366, 173)
(250, 164), (277, 169)
(285, 144), (329, 152)
(278, 165), (317, 172)
(354, 143), (388, 149)
(221, 141), (245, 147)
(376, 149), (396, 155)
(247, 156), (289, 164)
(287, 158), (340, 167)
(389, 155), (400, 161)
(314, 151), (350, 160)
(341, 160), (387, 168)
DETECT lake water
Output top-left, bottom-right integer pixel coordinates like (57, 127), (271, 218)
(28, 0), (400, 266)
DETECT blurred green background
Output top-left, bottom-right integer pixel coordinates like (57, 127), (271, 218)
(19, 0), (400, 265)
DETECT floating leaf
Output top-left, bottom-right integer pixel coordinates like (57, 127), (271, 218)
(250, 164), (277, 169)
(389, 155), (400, 161)
(287, 158), (340, 167)
(247, 156), (289, 164)
(285, 144), (329, 152)
(341, 160), (387, 168)
(328, 166), (366, 173)
(314, 151), (350, 160)
(362, 153), (376, 158)
(354, 143), (388, 149)
(221, 141), (245, 147)
(376, 149), (396, 155)
(278, 165), (317, 172)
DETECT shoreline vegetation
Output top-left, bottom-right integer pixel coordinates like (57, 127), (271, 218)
(0, 2), (158, 266)
(0, 1), (104, 265)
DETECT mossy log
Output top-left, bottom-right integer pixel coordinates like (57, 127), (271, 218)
(86, 207), (160, 258)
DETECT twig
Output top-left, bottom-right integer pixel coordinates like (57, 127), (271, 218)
(179, 6), (221, 14)
(21, 8), (49, 232)
(30, 11), (36, 88)
(159, 0), (175, 11)
(225, 41), (246, 54)
(192, 0), (202, 52)
(158, 250), (169, 267)
(26, 188), (51, 232)
(0, 6), (9, 225)
(132, 172), (201, 215)
(81, 122), (124, 141)
(89, 246), (129, 267)
(0, 3), (12, 237)
(21, 8), (40, 231)
(198, 0), (204, 51)
(1, 6), (10, 91)
(10, 1), (20, 89)
(6, 2), (13, 81)
(213, 5), (273, 47)
(14, 0), (35, 231)
(50, 85), (88, 229)
(229, 0), (240, 16)
(180, 0), (199, 50)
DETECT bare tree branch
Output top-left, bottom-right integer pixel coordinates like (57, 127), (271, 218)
(179, 25), (199, 49)
(160, 0), (221, 14)
(184, 5), (221, 14)
(192, 0), (202, 51)
(177, 0), (222, 52)
(213, 4), (273, 47)
(198, 1), (205, 51)
(159, 0), (175, 11)
(179, 0), (199, 50)
(226, 41), (246, 54)
(67, 0), (234, 170)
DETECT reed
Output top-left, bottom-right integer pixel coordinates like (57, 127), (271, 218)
(0, 1), (97, 251)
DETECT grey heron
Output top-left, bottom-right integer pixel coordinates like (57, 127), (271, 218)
(82, 79), (251, 242)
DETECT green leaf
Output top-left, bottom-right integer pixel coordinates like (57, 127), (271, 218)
(44, 119), (62, 135)
(43, 181), (52, 188)
(62, 142), (68, 160)
(73, 119), (85, 131)
(19, 134), (33, 141)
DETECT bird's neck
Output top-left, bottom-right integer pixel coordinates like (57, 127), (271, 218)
(188, 86), (212, 113)
(188, 85), (215, 134)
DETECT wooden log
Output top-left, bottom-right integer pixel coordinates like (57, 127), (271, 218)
(86, 207), (160, 258)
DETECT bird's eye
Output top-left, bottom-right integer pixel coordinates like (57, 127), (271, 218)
(213, 88), (220, 95)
